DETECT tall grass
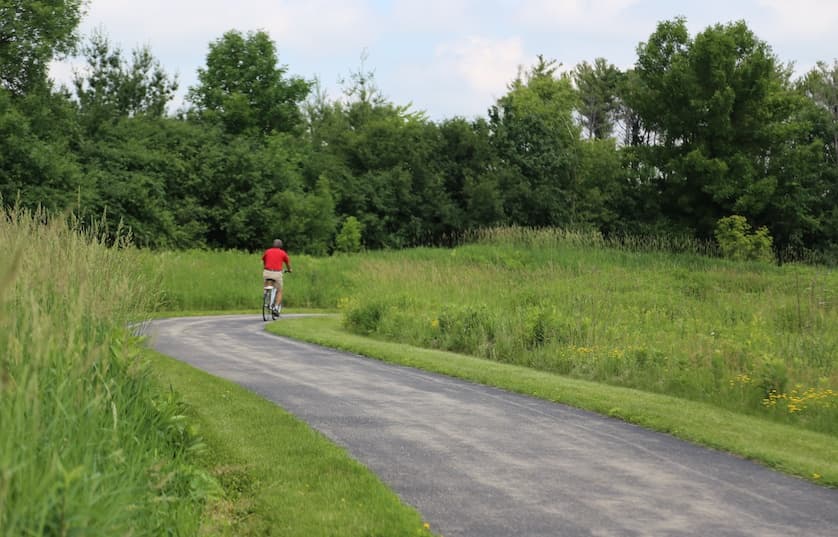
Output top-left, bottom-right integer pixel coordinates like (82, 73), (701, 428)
(470, 225), (719, 257)
(340, 231), (838, 436)
(142, 227), (837, 436)
(0, 208), (210, 536)
(139, 249), (359, 312)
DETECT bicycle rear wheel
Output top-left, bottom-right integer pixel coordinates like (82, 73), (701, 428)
(262, 288), (272, 321)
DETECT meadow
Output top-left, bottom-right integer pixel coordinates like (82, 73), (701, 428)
(140, 248), (357, 313)
(6, 213), (833, 535)
(144, 228), (838, 437)
(0, 209), (433, 536)
(341, 229), (838, 436)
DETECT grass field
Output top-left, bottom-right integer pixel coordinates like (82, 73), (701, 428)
(340, 229), (838, 436)
(8, 212), (833, 534)
(144, 228), (838, 437)
(266, 316), (838, 486)
(2, 210), (433, 536)
(138, 249), (358, 312)
(147, 349), (435, 536)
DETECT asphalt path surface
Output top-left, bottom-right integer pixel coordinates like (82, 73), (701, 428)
(145, 315), (837, 537)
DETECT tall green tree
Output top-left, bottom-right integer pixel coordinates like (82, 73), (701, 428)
(797, 61), (838, 257)
(303, 64), (459, 248)
(73, 31), (178, 131)
(0, 0), (84, 94)
(437, 117), (501, 229)
(799, 60), (838, 166)
(187, 30), (309, 135)
(0, 86), (83, 209)
(614, 69), (654, 148)
(573, 58), (622, 140)
(627, 18), (794, 237)
(489, 56), (583, 227)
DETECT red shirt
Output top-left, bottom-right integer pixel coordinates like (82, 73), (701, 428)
(262, 248), (289, 271)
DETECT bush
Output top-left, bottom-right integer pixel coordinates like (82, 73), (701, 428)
(335, 216), (363, 254)
(343, 300), (386, 334)
(714, 215), (774, 262)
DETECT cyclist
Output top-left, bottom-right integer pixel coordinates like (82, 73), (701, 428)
(262, 239), (292, 313)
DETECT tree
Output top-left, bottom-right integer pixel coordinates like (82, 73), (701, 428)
(74, 116), (224, 248)
(799, 60), (838, 166)
(73, 30), (178, 131)
(614, 69), (654, 147)
(0, 0), (84, 94)
(270, 176), (336, 255)
(437, 117), (500, 229)
(715, 215), (773, 262)
(335, 216), (363, 253)
(797, 62), (838, 256)
(187, 30), (310, 135)
(489, 56), (583, 227)
(302, 62), (459, 249)
(576, 138), (629, 231)
(627, 18), (789, 236)
(0, 87), (84, 210)
(573, 58), (622, 139)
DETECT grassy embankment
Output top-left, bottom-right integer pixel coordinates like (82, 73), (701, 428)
(147, 349), (433, 536)
(0, 209), (208, 535)
(1, 209), (432, 536)
(149, 229), (838, 436)
(336, 228), (838, 438)
(267, 316), (838, 486)
(144, 229), (837, 485)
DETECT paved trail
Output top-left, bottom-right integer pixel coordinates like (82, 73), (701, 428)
(146, 315), (837, 537)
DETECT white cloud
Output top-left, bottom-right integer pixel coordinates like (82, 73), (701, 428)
(390, 0), (477, 32)
(436, 36), (527, 94)
(755, 0), (838, 39)
(44, 0), (838, 119)
(52, 0), (380, 109)
(378, 35), (528, 120)
(387, 35), (527, 118)
(515, 0), (641, 32)
(77, 0), (378, 55)
(48, 59), (80, 90)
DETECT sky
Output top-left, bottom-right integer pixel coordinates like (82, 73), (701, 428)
(49, 0), (838, 120)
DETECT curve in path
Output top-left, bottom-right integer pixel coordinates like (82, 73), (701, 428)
(146, 315), (837, 537)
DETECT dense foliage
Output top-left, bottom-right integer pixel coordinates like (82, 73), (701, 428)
(2, 9), (837, 261)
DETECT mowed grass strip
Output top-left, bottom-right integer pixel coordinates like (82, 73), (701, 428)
(267, 316), (838, 487)
(146, 349), (435, 537)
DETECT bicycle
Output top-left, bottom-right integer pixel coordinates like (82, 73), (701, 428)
(262, 270), (290, 321)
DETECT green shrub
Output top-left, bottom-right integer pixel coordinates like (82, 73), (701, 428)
(344, 300), (386, 334)
(335, 216), (363, 254)
(715, 215), (774, 262)
(757, 356), (790, 397)
(437, 304), (496, 355)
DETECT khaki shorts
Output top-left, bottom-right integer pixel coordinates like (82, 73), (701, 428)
(263, 270), (283, 290)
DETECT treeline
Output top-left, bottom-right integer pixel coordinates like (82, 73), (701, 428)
(2, 2), (837, 260)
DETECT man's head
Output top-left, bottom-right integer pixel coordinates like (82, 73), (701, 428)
(273, 239), (283, 248)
